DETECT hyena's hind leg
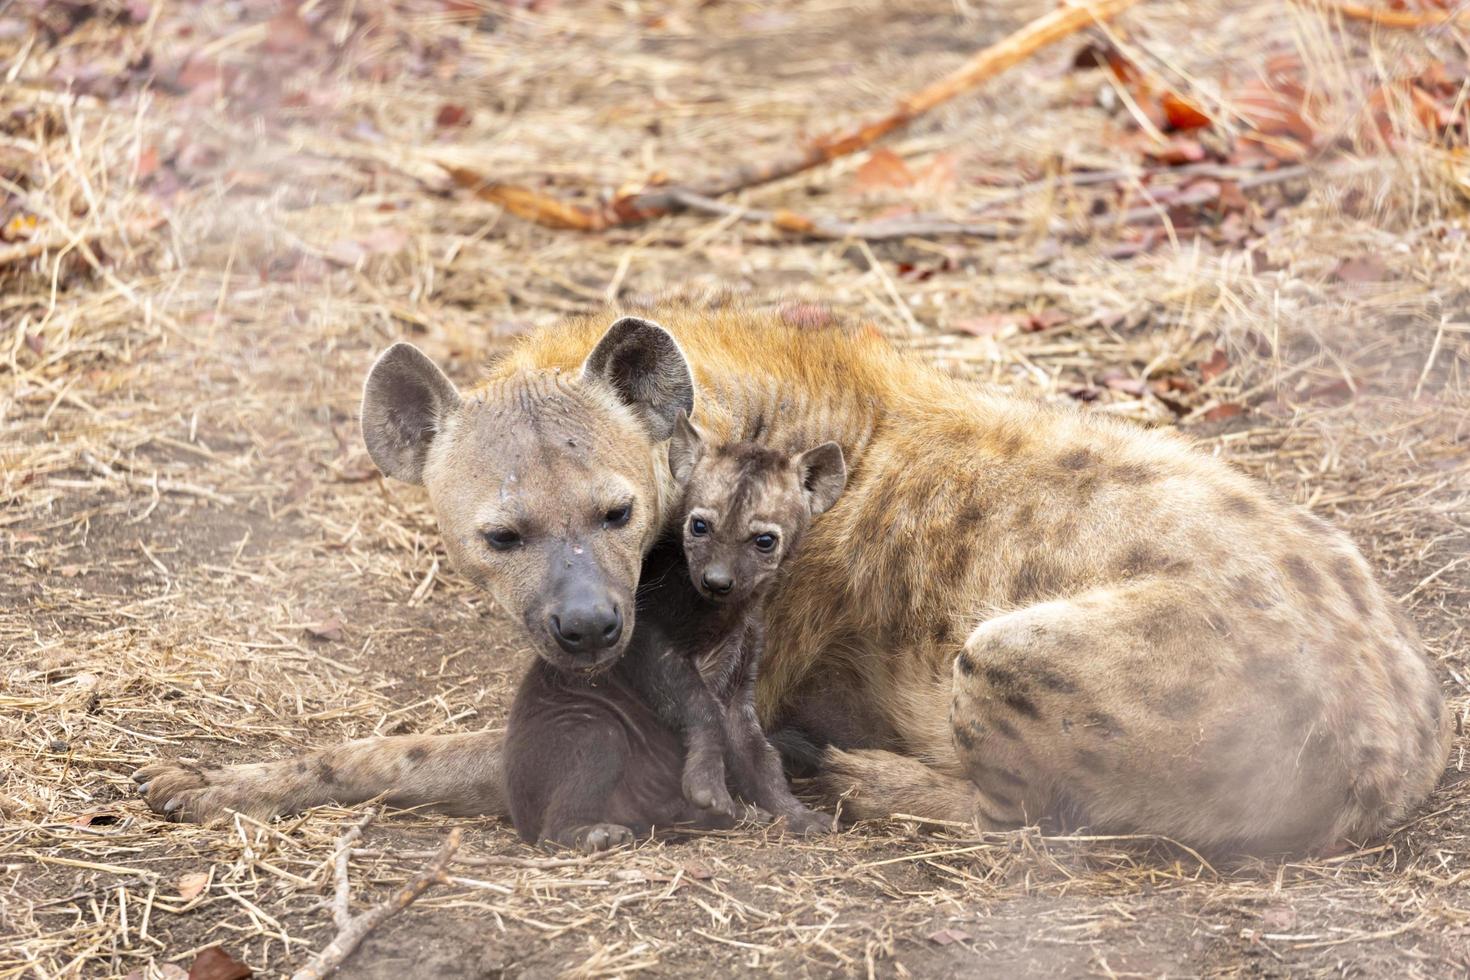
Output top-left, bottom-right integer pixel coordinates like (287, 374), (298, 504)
(947, 577), (1444, 852)
(816, 745), (1019, 828)
(133, 731), (506, 823)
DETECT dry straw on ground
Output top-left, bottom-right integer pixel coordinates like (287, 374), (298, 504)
(2, 0), (1468, 977)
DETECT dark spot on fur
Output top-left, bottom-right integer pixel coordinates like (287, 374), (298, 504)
(1223, 493), (1258, 517)
(1058, 448), (1097, 471)
(1112, 462), (1159, 484)
(1075, 748), (1105, 769)
(1332, 556), (1372, 618)
(1155, 684), (1208, 721)
(1229, 575), (1275, 611)
(992, 716), (1020, 740)
(1084, 711), (1123, 738)
(1283, 554), (1322, 594)
(296, 761), (308, 774)
(1118, 545), (1169, 578)
(956, 652), (976, 676)
(1012, 557), (1063, 603)
(407, 746), (430, 763)
(954, 725), (977, 751)
(1002, 690), (1040, 719)
(1013, 502), (1037, 529)
(314, 760), (338, 786)
(1033, 668), (1078, 694)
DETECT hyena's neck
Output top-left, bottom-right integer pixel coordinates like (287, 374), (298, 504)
(693, 368), (881, 470)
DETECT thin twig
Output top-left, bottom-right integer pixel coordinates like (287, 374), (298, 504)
(331, 808), (379, 930)
(442, 0), (1142, 231)
(291, 828), (462, 980)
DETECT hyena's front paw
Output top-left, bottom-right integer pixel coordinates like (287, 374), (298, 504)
(682, 757), (737, 818)
(562, 823), (635, 854)
(131, 763), (268, 824)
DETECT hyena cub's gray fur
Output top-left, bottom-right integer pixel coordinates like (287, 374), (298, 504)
(505, 412), (846, 851)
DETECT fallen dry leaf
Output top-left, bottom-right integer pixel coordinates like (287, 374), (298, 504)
(435, 103), (471, 128)
(1161, 91), (1212, 130)
(264, 11), (312, 54)
(927, 927), (973, 945)
(852, 148), (915, 190)
(178, 871), (209, 901)
(1199, 347), (1230, 382)
(1202, 402), (1244, 422)
(187, 946), (251, 980)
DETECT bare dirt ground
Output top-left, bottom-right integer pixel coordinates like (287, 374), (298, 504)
(3, 1), (1469, 977)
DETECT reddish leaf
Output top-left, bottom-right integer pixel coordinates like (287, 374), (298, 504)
(135, 146), (160, 180)
(435, 103), (471, 128)
(1235, 83), (1314, 143)
(187, 946), (251, 980)
(25, 332), (44, 355)
(1334, 255), (1389, 283)
(1161, 92), (1212, 130)
(927, 927), (973, 945)
(1202, 402), (1244, 422)
(70, 809), (123, 827)
(1199, 348), (1230, 382)
(852, 148), (915, 190)
(918, 151), (959, 191)
(1146, 137), (1207, 166)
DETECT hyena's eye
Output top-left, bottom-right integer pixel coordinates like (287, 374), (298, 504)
(753, 532), (778, 552)
(603, 503), (632, 529)
(485, 528), (523, 551)
(690, 517), (710, 536)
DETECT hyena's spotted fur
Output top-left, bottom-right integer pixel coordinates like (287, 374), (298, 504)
(135, 307), (1449, 853)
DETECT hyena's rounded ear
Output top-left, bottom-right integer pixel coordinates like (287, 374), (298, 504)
(797, 441), (847, 516)
(667, 408), (705, 484)
(361, 342), (463, 485)
(581, 316), (695, 441)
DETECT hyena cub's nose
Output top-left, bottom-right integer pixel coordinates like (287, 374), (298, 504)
(702, 570), (734, 595)
(550, 602), (623, 655)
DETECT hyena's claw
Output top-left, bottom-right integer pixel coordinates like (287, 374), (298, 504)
(778, 808), (835, 836)
(573, 823), (634, 853)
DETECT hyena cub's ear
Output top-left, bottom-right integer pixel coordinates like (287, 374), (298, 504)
(667, 409), (705, 484)
(361, 342), (463, 485)
(581, 316), (695, 441)
(796, 441), (847, 516)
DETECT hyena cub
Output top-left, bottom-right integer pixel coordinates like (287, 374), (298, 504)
(506, 412), (846, 851)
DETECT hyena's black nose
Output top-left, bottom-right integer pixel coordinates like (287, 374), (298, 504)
(702, 570), (733, 595)
(550, 602), (623, 655)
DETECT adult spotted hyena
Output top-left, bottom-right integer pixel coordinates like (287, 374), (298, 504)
(135, 309), (1449, 853)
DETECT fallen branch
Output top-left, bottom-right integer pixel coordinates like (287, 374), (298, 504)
(661, 189), (1016, 241)
(291, 828), (462, 980)
(330, 808), (379, 930)
(444, 0), (1142, 231)
(1300, 0), (1470, 29)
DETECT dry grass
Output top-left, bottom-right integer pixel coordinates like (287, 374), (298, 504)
(2, 0), (1468, 976)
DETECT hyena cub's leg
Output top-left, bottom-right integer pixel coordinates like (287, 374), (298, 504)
(133, 732), (506, 823)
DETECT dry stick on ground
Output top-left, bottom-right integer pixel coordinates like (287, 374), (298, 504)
(443, 0), (1143, 233)
(1300, 0), (1470, 29)
(330, 807), (379, 930)
(291, 828), (463, 980)
(662, 189), (1017, 241)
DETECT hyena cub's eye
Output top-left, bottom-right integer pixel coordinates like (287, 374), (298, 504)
(603, 503), (632, 529)
(485, 528), (523, 551)
(689, 517), (710, 536)
(753, 532), (778, 552)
